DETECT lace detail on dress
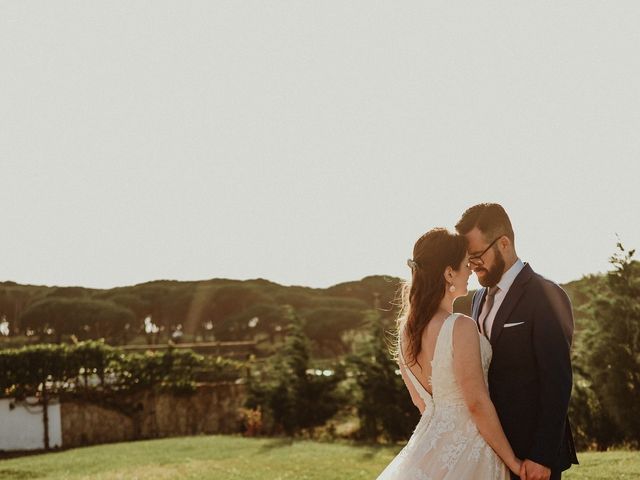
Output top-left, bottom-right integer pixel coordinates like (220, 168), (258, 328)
(377, 314), (509, 480)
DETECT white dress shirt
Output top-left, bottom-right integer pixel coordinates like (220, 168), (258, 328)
(480, 258), (525, 338)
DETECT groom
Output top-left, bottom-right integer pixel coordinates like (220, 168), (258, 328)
(456, 204), (578, 480)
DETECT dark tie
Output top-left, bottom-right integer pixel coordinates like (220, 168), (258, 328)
(480, 286), (500, 338)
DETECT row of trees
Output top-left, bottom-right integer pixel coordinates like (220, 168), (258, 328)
(0, 277), (395, 354)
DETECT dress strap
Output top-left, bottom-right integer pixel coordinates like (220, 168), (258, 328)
(432, 313), (460, 363)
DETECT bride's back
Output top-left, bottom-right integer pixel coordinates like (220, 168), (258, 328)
(403, 313), (483, 407)
(402, 312), (450, 396)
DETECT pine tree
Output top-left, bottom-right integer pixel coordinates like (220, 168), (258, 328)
(349, 310), (419, 441)
(246, 305), (345, 435)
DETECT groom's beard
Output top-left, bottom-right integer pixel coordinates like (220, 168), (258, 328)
(477, 248), (506, 288)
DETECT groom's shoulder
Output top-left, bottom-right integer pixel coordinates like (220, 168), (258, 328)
(526, 268), (571, 305)
(524, 265), (558, 288)
(527, 268), (563, 290)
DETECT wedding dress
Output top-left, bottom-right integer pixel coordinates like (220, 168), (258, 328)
(377, 313), (510, 480)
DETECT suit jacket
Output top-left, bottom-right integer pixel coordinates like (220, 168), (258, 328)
(472, 263), (579, 471)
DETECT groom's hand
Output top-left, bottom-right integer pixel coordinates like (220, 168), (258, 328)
(520, 459), (551, 480)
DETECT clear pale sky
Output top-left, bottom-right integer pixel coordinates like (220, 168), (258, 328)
(1, 2), (639, 291)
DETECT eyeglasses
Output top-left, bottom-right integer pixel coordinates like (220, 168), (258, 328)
(468, 236), (502, 267)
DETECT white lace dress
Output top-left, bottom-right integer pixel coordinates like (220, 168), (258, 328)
(377, 314), (510, 480)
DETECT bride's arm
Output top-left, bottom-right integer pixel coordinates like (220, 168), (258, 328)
(452, 316), (521, 475)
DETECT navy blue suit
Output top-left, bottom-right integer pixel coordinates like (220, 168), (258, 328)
(472, 263), (578, 478)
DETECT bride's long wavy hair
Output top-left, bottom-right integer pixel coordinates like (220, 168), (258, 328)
(396, 228), (467, 369)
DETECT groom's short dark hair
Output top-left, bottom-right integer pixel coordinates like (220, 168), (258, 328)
(455, 203), (515, 243)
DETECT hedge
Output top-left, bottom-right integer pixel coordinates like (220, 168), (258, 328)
(0, 341), (243, 399)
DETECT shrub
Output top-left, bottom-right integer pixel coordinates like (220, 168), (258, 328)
(245, 308), (347, 435)
(0, 342), (230, 398)
(347, 310), (419, 441)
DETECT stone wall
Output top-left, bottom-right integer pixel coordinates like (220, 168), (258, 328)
(60, 383), (245, 448)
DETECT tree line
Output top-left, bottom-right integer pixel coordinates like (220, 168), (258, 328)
(1, 247), (638, 449)
(0, 276), (397, 355)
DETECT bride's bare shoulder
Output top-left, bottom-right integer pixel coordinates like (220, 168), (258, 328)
(454, 313), (475, 325)
(452, 314), (479, 341)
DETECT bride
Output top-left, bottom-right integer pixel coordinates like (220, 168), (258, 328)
(377, 228), (520, 479)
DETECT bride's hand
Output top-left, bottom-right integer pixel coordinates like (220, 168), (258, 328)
(508, 457), (522, 476)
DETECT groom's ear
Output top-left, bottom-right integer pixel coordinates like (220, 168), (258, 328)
(498, 236), (511, 250)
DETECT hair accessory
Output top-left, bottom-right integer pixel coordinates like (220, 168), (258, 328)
(407, 259), (419, 271)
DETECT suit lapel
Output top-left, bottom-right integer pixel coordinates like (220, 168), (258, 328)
(489, 263), (534, 347)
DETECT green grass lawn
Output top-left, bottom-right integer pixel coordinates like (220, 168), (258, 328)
(0, 435), (637, 480)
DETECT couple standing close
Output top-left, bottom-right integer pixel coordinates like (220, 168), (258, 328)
(377, 204), (578, 480)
